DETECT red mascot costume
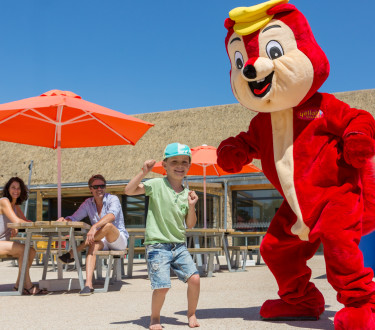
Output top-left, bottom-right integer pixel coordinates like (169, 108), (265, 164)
(217, 0), (375, 329)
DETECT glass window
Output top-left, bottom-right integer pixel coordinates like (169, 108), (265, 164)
(44, 197), (90, 224)
(23, 192), (37, 221)
(123, 194), (147, 228)
(195, 192), (221, 228)
(232, 189), (283, 231)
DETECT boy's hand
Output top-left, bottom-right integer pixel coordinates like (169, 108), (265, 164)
(142, 159), (156, 174)
(188, 190), (199, 207)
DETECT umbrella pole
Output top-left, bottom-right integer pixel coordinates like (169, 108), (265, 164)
(57, 147), (62, 218)
(57, 127), (62, 219)
(204, 167), (207, 228)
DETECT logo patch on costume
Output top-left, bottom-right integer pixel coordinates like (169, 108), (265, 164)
(297, 109), (324, 121)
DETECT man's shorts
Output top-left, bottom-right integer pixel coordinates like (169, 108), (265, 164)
(102, 232), (128, 251)
(146, 242), (199, 290)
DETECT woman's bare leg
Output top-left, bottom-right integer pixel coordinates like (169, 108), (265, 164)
(0, 241), (36, 289)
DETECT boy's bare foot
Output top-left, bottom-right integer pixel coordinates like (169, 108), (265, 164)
(149, 318), (163, 330)
(188, 314), (200, 328)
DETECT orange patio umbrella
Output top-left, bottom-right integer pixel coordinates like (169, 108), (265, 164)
(152, 144), (261, 228)
(0, 89), (154, 217)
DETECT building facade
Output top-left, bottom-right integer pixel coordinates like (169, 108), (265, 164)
(1, 89), (374, 232)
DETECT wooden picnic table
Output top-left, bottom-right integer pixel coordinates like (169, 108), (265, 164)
(223, 230), (267, 270)
(186, 228), (225, 276)
(125, 228), (266, 277)
(6, 221), (90, 295)
(125, 228), (226, 278)
(186, 228), (225, 250)
(125, 228), (146, 278)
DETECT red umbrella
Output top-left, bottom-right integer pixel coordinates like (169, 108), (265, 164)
(152, 144), (261, 228)
(0, 89), (154, 217)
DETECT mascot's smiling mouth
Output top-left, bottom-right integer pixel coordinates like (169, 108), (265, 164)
(248, 72), (274, 98)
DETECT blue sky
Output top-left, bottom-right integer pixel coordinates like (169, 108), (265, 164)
(0, 0), (373, 115)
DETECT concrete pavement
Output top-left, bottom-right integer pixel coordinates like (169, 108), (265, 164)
(0, 254), (341, 329)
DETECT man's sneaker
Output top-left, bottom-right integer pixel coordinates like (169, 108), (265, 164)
(58, 252), (75, 264)
(79, 286), (94, 296)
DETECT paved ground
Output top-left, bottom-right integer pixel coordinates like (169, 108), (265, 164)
(0, 254), (341, 329)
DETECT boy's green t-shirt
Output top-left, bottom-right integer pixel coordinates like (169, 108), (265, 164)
(143, 177), (189, 245)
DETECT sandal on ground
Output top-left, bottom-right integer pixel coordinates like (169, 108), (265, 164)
(24, 285), (48, 295)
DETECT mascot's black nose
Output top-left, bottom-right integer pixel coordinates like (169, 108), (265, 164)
(243, 65), (257, 79)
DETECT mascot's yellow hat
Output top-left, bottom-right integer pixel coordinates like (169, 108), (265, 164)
(230, 0), (289, 36)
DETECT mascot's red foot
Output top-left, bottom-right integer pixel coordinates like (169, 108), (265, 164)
(334, 306), (375, 330)
(260, 299), (324, 321)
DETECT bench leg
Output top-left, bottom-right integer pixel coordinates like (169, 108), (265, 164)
(230, 251), (241, 269)
(96, 256), (103, 281)
(103, 255), (113, 292)
(215, 253), (220, 268)
(256, 250), (261, 265)
(230, 252), (234, 267)
(235, 251), (241, 269)
(112, 258), (117, 282)
(113, 257), (122, 282)
(241, 250), (247, 270)
(51, 253), (56, 272)
(222, 236), (233, 272)
(207, 253), (214, 277)
(95, 255), (113, 293)
(121, 257), (126, 278)
(196, 264), (205, 276)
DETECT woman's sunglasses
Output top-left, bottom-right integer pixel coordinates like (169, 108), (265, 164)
(90, 184), (106, 190)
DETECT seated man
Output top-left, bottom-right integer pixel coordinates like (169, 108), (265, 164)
(58, 174), (128, 296)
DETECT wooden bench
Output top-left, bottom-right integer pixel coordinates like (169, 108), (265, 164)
(227, 246), (248, 271)
(94, 250), (127, 293)
(247, 245), (261, 265)
(188, 247), (222, 277)
(133, 247), (145, 254)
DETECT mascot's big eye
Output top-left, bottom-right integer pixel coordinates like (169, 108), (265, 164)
(266, 40), (284, 60)
(234, 51), (244, 69)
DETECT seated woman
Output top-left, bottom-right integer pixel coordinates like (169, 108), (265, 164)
(0, 177), (47, 295)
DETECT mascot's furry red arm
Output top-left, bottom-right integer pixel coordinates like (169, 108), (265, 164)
(217, 0), (375, 329)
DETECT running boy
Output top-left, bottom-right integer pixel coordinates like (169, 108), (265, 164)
(125, 143), (200, 329)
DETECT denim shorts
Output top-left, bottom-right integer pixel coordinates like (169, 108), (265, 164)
(146, 243), (199, 290)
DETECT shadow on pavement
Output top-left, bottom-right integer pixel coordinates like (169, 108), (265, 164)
(174, 306), (335, 330)
(111, 315), (186, 328)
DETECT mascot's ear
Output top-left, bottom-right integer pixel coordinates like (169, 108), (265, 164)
(267, 3), (296, 15)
